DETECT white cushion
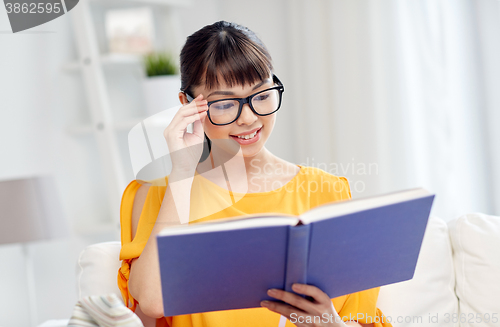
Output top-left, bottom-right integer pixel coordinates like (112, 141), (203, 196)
(448, 213), (500, 327)
(377, 215), (459, 327)
(76, 241), (122, 300)
(76, 241), (156, 327)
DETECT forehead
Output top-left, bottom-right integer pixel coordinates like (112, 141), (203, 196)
(196, 75), (273, 94)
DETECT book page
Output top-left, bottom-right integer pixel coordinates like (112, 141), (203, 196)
(158, 215), (300, 236)
(300, 188), (431, 224)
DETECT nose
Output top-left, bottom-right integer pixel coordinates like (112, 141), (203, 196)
(236, 103), (258, 125)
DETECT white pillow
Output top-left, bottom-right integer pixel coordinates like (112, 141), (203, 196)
(377, 215), (459, 327)
(448, 213), (500, 327)
(75, 241), (157, 327)
(76, 241), (122, 300)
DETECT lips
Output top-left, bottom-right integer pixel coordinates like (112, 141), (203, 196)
(229, 126), (262, 145)
(230, 127), (262, 137)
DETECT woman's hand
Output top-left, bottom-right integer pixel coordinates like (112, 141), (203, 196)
(261, 283), (349, 327)
(163, 94), (208, 174)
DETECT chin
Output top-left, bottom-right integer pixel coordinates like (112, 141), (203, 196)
(239, 144), (265, 158)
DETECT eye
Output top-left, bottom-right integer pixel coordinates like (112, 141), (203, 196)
(254, 93), (270, 101)
(212, 101), (235, 110)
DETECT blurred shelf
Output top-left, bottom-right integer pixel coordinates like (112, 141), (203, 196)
(66, 0), (188, 225)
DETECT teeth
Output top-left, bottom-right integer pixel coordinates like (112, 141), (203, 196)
(237, 130), (258, 139)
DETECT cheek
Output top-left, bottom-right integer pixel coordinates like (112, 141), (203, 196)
(203, 121), (230, 139)
(262, 115), (276, 135)
(203, 121), (214, 139)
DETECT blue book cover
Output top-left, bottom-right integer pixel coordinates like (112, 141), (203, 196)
(156, 188), (434, 317)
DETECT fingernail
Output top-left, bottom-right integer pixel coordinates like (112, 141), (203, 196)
(267, 289), (277, 296)
(261, 301), (269, 307)
(292, 283), (301, 290)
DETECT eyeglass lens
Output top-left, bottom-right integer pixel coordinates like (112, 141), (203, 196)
(209, 89), (281, 125)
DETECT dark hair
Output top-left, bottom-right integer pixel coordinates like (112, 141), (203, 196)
(180, 20), (274, 96)
(179, 21), (274, 162)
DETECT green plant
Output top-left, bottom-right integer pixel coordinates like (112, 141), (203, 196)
(144, 52), (178, 77)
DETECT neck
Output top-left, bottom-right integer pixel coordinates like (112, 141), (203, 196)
(197, 146), (279, 179)
(240, 147), (277, 177)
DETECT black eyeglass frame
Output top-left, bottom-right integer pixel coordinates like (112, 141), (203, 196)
(184, 74), (285, 126)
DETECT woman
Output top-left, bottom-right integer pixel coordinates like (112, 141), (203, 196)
(118, 21), (392, 327)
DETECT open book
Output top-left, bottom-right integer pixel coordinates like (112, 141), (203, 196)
(157, 188), (435, 316)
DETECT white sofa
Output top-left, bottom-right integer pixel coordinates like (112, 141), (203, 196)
(75, 213), (500, 327)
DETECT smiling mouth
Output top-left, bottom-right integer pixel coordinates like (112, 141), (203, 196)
(231, 127), (262, 139)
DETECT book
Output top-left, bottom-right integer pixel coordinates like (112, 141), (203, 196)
(156, 187), (435, 316)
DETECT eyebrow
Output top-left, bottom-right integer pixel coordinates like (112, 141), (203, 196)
(207, 78), (272, 98)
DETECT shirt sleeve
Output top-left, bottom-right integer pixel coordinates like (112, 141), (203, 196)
(307, 168), (353, 209)
(117, 179), (164, 311)
(334, 287), (392, 326)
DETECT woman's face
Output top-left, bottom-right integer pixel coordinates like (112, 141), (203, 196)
(184, 75), (277, 158)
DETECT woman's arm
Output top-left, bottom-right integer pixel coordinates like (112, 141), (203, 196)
(128, 171), (195, 318)
(127, 94), (208, 318)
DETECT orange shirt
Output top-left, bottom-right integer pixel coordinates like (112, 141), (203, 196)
(118, 165), (393, 327)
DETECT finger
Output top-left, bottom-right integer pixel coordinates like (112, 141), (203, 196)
(179, 101), (208, 117)
(188, 93), (205, 105)
(167, 111), (206, 140)
(267, 288), (317, 314)
(292, 284), (331, 304)
(170, 103), (208, 128)
(177, 111), (207, 135)
(260, 300), (308, 321)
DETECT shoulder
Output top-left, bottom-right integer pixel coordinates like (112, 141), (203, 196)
(121, 177), (167, 242)
(299, 166), (350, 185)
(137, 175), (169, 187)
(131, 183), (152, 239)
(121, 179), (155, 207)
(298, 165), (352, 200)
(123, 176), (169, 205)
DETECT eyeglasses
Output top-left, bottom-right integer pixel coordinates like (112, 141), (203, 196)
(184, 74), (285, 126)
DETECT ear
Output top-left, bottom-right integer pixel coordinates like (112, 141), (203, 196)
(178, 92), (189, 105)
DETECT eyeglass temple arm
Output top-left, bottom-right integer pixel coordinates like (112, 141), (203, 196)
(273, 74), (284, 89)
(184, 92), (194, 103)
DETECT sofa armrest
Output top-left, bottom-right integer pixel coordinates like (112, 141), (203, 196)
(448, 213), (500, 327)
(377, 215), (459, 327)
